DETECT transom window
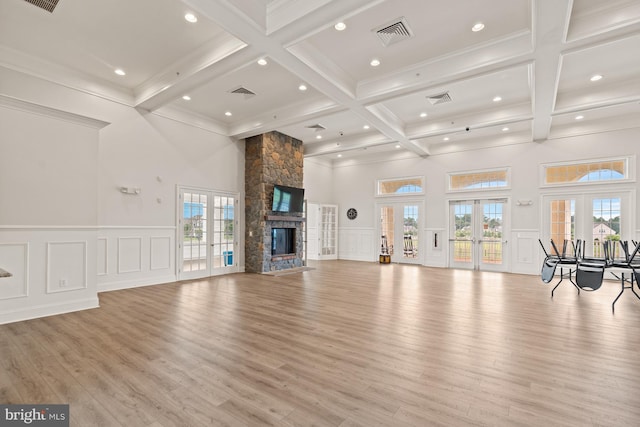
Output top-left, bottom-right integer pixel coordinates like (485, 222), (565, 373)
(448, 168), (509, 191)
(542, 157), (631, 186)
(377, 176), (424, 196)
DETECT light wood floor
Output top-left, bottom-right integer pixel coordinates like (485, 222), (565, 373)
(2, 260), (640, 426)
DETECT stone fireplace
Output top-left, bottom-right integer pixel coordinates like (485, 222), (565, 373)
(245, 131), (304, 273)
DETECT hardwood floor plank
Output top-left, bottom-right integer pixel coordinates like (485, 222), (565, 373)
(1, 260), (640, 426)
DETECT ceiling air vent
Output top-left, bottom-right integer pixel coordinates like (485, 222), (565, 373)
(373, 17), (413, 47)
(427, 91), (452, 105)
(229, 86), (256, 99)
(23, 0), (60, 13)
(305, 124), (326, 132)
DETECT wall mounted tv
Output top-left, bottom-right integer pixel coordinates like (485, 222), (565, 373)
(272, 185), (305, 213)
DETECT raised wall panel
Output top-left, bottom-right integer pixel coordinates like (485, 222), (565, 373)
(150, 236), (171, 271)
(0, 242), (29, 300)
(97, 237), (107, 276)
(46, 241), (87, 293)
(338, 228), (375, 261)
(118, 237), (142, 274)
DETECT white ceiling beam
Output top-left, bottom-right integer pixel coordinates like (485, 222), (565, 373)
(182, 0), (429, 157)
(531, 0), (573, 142)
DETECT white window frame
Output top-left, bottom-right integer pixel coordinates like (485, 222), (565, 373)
(446, 167), (511, 193)
(375, 176), (425, 197)
(540, 156), (635, 188)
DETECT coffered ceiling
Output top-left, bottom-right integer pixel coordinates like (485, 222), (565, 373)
(1, 0), (639, 162)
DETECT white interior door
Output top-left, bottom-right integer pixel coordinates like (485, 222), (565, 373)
(449, 199), (508, 271)
(318, 204), (338, 260)
(379, 201), (423, 264)
(178, 187), (238, 280)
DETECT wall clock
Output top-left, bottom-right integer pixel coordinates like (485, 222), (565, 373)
(346, 208), (358, 220)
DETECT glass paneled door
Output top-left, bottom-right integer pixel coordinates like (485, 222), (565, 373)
(178, 188), (238, 280)
(449, 199), (508, 271)
(379, 202), (422, 264)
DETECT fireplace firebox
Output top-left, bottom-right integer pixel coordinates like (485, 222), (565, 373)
(271, 228), (295, 255)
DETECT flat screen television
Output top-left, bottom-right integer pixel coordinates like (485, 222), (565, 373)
(272, 185), (305, 213)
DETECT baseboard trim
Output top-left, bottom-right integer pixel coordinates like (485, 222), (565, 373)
(0, 297), (100, 325)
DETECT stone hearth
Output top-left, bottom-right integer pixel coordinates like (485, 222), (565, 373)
(245, 131), (304, 273)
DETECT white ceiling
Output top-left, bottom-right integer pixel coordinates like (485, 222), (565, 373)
(1, 0), (639, 163)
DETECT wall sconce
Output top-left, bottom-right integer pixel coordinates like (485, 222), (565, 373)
(120, 186), (141, 195)
(516, 199), (533, 206)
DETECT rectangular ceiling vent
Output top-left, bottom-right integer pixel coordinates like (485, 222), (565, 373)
(427, 91), (452, 105)
(373, 17), (413, 47)
(229, 86), (256, 99)
(23, 0), (60, 13)
(305, 124), (326, 132)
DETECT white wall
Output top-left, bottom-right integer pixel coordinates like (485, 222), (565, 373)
(303, 157), (334, 204)
(0, 101), (101, 323)
(0, 67), (244, 322)
(331, 128), (640, 273)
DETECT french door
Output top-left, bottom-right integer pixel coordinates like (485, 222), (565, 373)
(542, 191), (631, 259)
(378, 201), (423, 264)
(307, 203), (337, 260)
(178, 187), (238, 280)
(449, 199), (509, 272)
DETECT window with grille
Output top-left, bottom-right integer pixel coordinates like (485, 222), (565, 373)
(542, 157), (631, 186)
(448, 168), (509, 191)
(376, 176), (424, 196)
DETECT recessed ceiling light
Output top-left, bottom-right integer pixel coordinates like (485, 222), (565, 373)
(182, 95), (191, 101)
(575, 115), (584, 120)
(444, 137), (450, 141)
(395, 144), (401, 149)
(502, 127), (509, 132)
(370, 58), (381, 67)
(472, 22), (485, 32)
(316, 135), (322, 140)
(493, 96), (502, 102)
(363, 125), (370, 130)
(337, 154), (342, 158)
(225, 111), (232, 117)
(114, 69), (126, 76)
(298, 84), (307, 91)
(257, 58), (267, 66)
(334, 22), (346, 31)
(420, 112), (428, 118)
(185, 13), (198, 23)
(590, 74), (603, 82)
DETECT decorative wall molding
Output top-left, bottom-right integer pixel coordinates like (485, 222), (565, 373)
(338, 227), (375, 262)
(150, 236), (171, 271)
(0, 94), (110, 129)
(0, 242), (29, 300)
(98, 228), (176, 293)
(97, 238), (108, 276)
(46, 241), (88, 293)
(117, 237), (143, 274)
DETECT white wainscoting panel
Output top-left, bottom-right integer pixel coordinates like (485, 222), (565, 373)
(150, 236), (171, 271)
(97, 238), (107, 276)
(118, 237), (142, 274)
(46, 241), (87, 293)
(99, 227), (176, 292)
(424, 228), (447, 268)
(0, 242), (29, 300)
(0, 227), (99, 325)
(511, 229), (540, 275)
(338, 227), (375, 261)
